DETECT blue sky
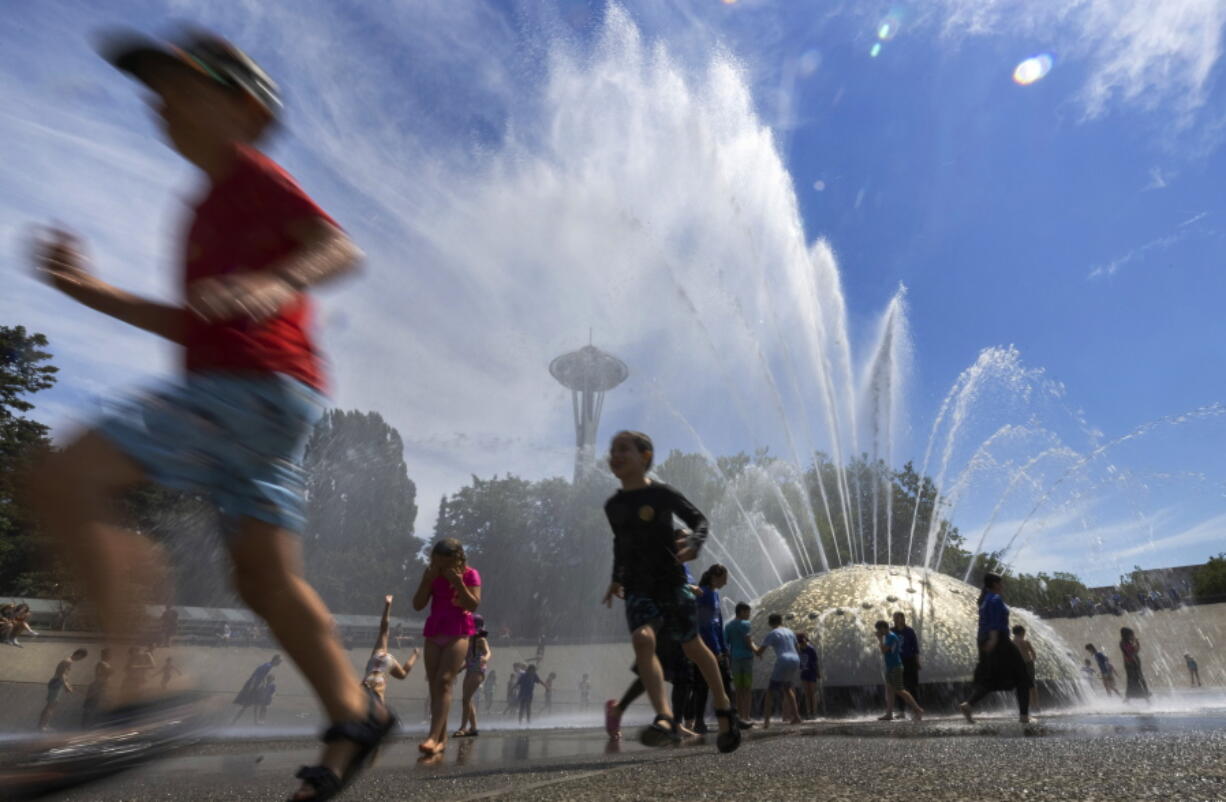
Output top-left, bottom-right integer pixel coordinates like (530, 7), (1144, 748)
(3, 0), (1225, 588)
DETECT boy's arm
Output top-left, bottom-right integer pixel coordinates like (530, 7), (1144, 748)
(33, 228), (187, 344)
(668, 488), (710, 561)
(605, 504), (628, 605)
(188, 220), (362, 324)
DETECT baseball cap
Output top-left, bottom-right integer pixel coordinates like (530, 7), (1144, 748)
(97, 28), (281, 118)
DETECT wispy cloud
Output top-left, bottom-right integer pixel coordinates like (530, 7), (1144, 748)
(1143, 166), (1169, 191)
(1109, 511), (1226, 562)
(1087, 213), (1210, 279)
(934, 0), (1226, 123)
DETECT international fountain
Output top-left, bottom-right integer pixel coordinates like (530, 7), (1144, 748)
(465, 8), (1226, 716)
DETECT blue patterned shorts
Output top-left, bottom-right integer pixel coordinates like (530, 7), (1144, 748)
(625, 586), (699, 644)
(97, 373), (324, 535)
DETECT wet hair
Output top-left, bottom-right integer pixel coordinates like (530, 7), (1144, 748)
(71, 648), (88, 659)
(796, 632), (808, 643)
(874, 620), (890, 632)
(735, 602), (751, 616)
(612, 430), (654, 470)
(893, 611), (906, 623)
(1120, 627), (1135, 642)
(432, 538), (467, 569)
(699, 564), (728, 588)
(1084, 643), (1097, 653)
(1012, 625), (1026, 636)
(768, 613), (783, 627)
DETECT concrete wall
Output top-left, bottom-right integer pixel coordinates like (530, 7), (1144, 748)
(0, 636), (633, 733)
(5, 602), (1221, 731)
(1043, 603), (1226, 690)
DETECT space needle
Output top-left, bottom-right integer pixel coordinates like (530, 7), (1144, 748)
(549, 338), (628, 482)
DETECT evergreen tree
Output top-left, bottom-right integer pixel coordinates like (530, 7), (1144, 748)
(301, 410), (420, 613)
(0, 326), (57, 595)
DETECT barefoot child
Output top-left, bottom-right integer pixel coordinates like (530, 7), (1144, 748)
(1012, 625), (1039, 714)
(724, 602), (757, 726)
(601, 431), (741, 753)
(25, 29), (383, 801)
(362, 596), (418, 704)
(454, 614), (490, 737)
(158, 657), (182, 691)
(874, 621), (923, 721)
(412, 539), (481, 756)
(38, 649), (88, 731)
(1085, 643), (1120, 697)
(754, 614), (802, 728)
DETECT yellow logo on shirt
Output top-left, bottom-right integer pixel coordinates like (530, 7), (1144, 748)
(638, 505), (656, 522)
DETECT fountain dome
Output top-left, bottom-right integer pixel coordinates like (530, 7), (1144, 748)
(746, 564), (1080, 689)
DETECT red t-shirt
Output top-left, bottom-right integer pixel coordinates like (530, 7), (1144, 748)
(182, 145), (333, 391)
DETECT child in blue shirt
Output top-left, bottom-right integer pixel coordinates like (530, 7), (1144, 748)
(874, 620), (923, 721)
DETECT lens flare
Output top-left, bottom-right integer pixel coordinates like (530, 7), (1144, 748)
(1012, 54), (1054, 85)
(813, 180), (826, 192)
(877, 9), (904, 40)
(869, 42), (882, 58)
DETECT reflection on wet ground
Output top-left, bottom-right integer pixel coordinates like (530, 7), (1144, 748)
(124, 700), (1226, 777)
(152, 727), (654, 778)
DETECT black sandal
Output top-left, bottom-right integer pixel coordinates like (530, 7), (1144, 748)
(639, 714), (681, 747)
(0, 694), (204, 801)
(290, 696), (397, 802)
(714, 707), (742, 753)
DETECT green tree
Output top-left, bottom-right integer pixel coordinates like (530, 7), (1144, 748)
(0, 326), (58, 595)
(434, 468), (619, 641)
(301, 410), (420, 614)
(1192, 554), (1226, 599)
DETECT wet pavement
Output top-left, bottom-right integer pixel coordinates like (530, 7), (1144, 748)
(16, 702), (1226, 800)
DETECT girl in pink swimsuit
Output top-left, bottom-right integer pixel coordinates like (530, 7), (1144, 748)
(412, 539), (481, 756)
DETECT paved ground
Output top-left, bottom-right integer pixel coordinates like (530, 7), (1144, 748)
(31, 710), (1226, 801)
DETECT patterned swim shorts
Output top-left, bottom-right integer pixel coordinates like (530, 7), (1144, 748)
(624, 586), (699, 644)
(97, 373), (325, 535)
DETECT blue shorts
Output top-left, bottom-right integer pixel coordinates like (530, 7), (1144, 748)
(625, 586), (699, 644)
(770, 658), (800, 686)
(97, 373), (325, 535)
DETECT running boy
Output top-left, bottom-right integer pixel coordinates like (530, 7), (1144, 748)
(26, 29), (384, 801)
(602, 431), (741, 752)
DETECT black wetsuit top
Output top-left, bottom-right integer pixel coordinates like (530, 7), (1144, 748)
(604, 482), (709, 595)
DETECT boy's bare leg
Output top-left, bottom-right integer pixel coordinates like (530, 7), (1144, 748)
(227, 520), (371, 796)
(29, 432), (156, 707)
(898, 688), (923, 718)
(735, 686), (751, 721)
(680, 638), (733, 736)
(785, 688), (801, 723)
(884, 685), (896, 716)
(631, 626), (672, 720)
(38, 702), (56, 731)
(763, 689), (773, 728)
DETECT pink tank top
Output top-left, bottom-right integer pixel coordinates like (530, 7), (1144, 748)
(423, 567), (481, 638)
